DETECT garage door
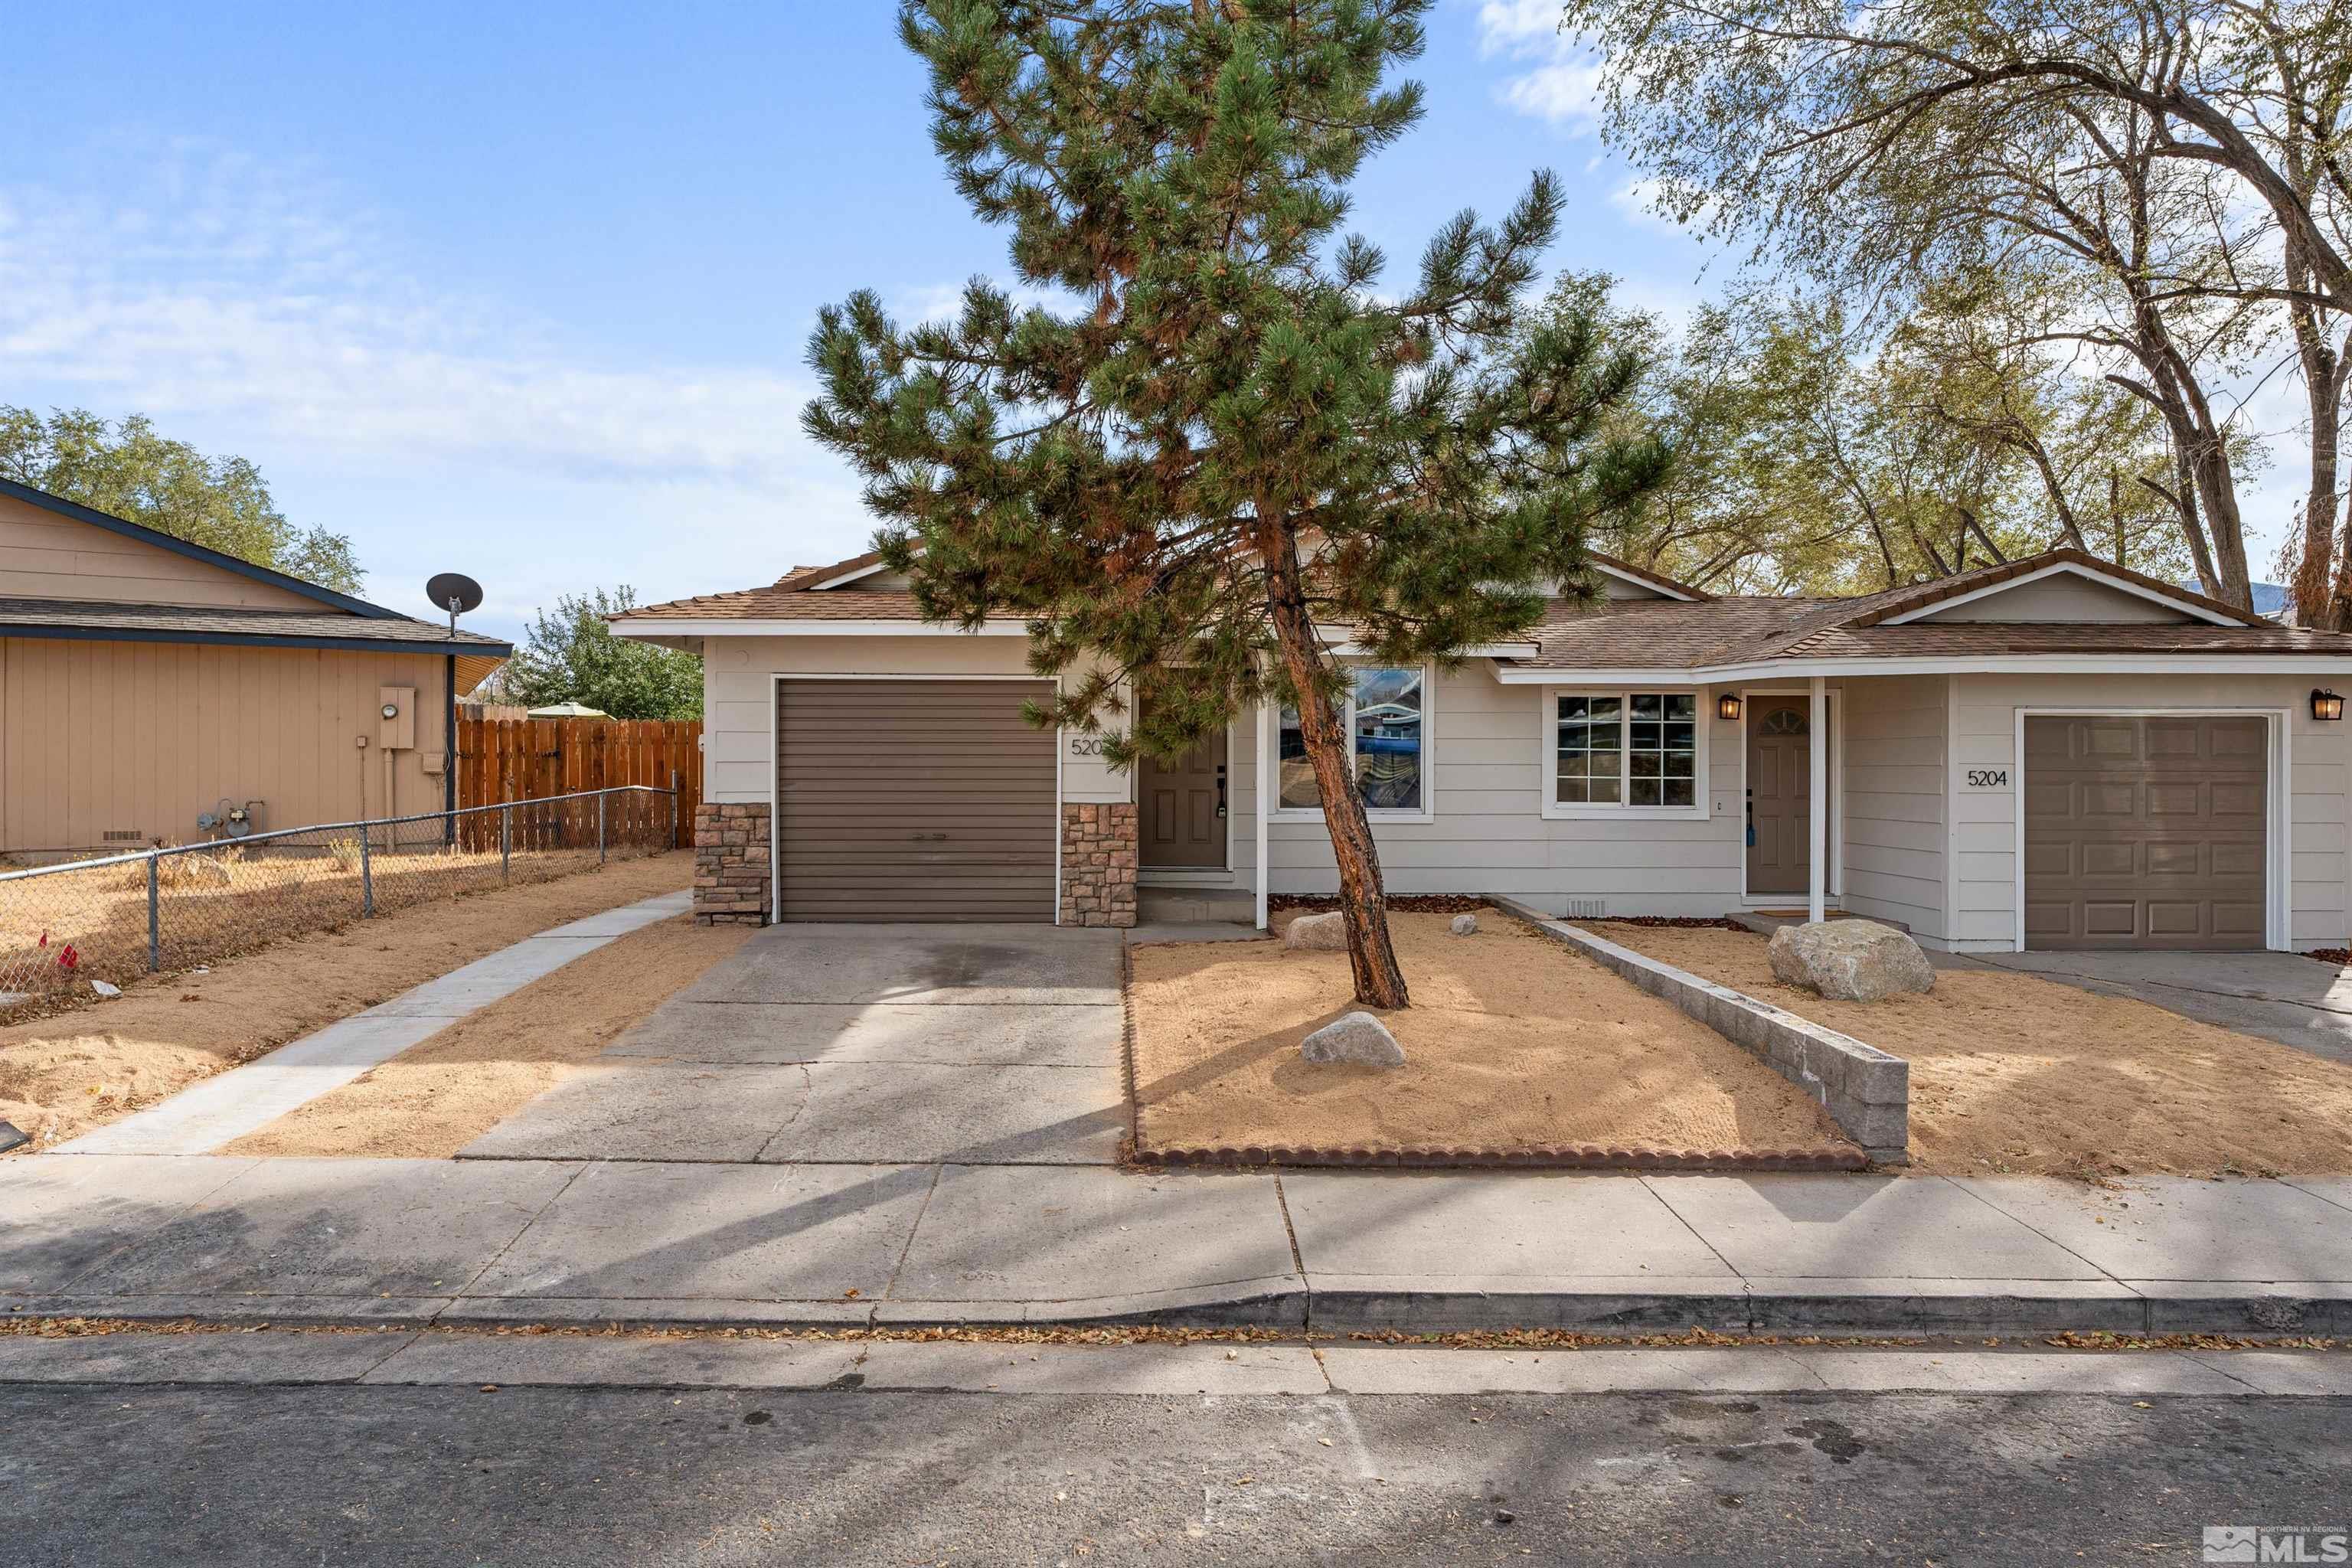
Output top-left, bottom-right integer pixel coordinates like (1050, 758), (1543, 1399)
(2022, 715), (2267, 950)
(775, 678), (1057, 922)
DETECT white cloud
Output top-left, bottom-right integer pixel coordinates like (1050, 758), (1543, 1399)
(1606, 178), (1690, 236)
(1475, 0), (1606, 131)
(0, 156), (826, 485)
(0, 140), (874, 611)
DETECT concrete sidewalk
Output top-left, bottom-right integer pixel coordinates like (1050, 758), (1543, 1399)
(6, 1153), (2349, 1337)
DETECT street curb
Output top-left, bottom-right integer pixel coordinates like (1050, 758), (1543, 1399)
(11, 1286), (2343, 1338)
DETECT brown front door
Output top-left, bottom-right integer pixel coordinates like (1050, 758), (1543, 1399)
(1139, 727), (1228, 867)
(2023, 714), (2268, 949)
(1746, 700), (1812, 896)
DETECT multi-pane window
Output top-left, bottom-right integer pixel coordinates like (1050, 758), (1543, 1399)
(1553, 695), (1622, 805)
(1555, 692), (1697, 809)
(1276, 667), (1426, 814)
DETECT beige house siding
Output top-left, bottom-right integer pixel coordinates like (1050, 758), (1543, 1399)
(1915, 575), (2192, 624)
(0, 492), (322, 610)
(1951, 671), (2350, 952)
(699, 633), (1129, 810)
(1836, 674), (1949, 940)
(1227, 664), (1748, 916)
(2, 636), (453, 854)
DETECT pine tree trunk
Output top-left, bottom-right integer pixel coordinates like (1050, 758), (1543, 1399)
(1263, 534), (1410, 1011)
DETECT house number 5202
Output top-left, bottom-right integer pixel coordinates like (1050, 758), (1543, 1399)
(1965, 768), (2009, 788)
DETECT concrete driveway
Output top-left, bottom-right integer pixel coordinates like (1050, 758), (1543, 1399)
(459, 923), (1129, 1165)
(1955, 949), (2352, 1066)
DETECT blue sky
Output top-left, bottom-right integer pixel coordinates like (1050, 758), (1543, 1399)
(0, 3), (2292, 638)
(0, 2), (1726, 637)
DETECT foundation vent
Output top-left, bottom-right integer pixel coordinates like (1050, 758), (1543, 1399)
(1563, 898), (1608, 920)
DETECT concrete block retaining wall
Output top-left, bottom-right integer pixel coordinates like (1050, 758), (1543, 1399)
(1490, 897), (1910, 1164)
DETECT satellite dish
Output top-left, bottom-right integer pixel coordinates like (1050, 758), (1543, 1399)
(426, 572), (485, 616)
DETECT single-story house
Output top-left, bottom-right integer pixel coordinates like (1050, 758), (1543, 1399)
(0, 479), (511, 858)
(615, 544), (2352, 953)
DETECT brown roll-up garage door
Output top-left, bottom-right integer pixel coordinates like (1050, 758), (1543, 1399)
(2022, 714), (2267, 950)
(775, 678), (1057, 922)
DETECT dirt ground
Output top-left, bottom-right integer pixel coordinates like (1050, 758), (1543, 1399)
(1128, 912), (1853, 1155)
(224, 913), (749, 1159)
(0, 854), (689, 1153)
(1590, 922), (2352, 1178)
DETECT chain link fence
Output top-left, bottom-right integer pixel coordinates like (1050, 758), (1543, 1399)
(0, 786), (680, 1014)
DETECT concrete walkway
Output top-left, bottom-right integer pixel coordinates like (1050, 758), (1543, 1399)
(1955, 949), (2352, 1066)
(54, 890), (692, 1155)
(6, 1154), (2350, 1337)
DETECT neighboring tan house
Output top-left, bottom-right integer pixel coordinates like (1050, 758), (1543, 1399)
(615, 545), (2352, 954)
(0, 479), (511, 858)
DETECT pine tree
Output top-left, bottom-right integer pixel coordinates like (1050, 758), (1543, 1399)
(805, 0), (1670, 1008)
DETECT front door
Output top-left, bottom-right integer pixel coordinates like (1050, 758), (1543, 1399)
(1139, 727), (1228, 867)
(1746, 699), (1812, 896)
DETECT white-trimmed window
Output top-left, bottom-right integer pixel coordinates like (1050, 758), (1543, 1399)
(1543, 688), (1707, 819)
(1274, 665), (1432, 819)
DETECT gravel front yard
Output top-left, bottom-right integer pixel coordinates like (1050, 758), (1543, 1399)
(223, 912), (749, 1159)
(1128, 911), (1854, 1158)
(1588, 922), (2352, 1178)
(0, 854), (690, 1152)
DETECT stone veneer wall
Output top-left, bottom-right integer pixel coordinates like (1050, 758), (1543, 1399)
(1060, 802), (1138, 928)
(694, 802), (772, 925)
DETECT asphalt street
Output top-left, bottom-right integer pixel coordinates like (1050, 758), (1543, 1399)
(3, 1377), (2345, 1566)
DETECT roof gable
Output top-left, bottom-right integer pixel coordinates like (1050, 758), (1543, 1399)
(1588, 554), (1710, 602)
(0, 477), (397, 619)
(1843, 550), (2262, 630)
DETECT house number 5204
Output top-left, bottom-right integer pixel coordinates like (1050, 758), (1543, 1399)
(1965, 768), (2009, 788)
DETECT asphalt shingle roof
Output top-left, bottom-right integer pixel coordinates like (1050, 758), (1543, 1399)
(0, 598), (512, 652)
(617, 546), (2352, 665)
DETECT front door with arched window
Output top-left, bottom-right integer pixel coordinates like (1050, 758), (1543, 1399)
(1746, 700), (1812, 896)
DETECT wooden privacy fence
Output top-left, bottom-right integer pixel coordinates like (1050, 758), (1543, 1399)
(455, 717), (704, 851)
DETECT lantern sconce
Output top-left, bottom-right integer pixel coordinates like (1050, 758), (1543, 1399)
(2313, 689), (2344, 721)
(1717, 693), (1743, 723)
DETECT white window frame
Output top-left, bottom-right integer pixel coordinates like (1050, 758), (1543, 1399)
(1264, 662), (1438, 825)
(1539, 684), (1711, 822)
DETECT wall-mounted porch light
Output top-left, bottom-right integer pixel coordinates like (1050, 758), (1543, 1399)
(1717, 693), (1743, 722)
(2313, 689), (2344, 721)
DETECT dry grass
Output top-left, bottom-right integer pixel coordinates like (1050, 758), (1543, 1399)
(1128, 911), (1853, 1156)
(2, 841), (647, 1013)
(0, 854), (689, 1152)
(1588, 922), (2352, 1178)
(224, 913), (750, 1159)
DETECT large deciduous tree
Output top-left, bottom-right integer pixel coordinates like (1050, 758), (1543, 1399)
(1543, 273), (2191, 594)
(804, 0), (1668, 1008)
(1556, 0), (2350, 617)
(0, 407), (364, 594)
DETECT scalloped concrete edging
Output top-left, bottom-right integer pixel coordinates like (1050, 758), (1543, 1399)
(1489, 897), (1909, 1165)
